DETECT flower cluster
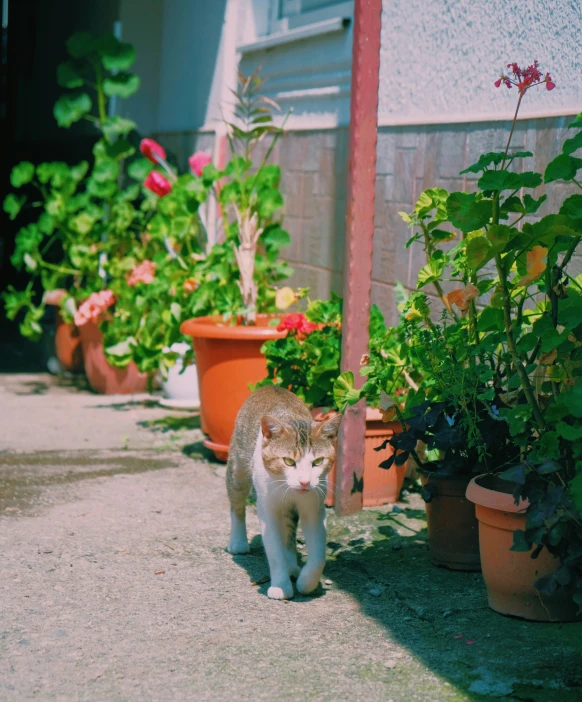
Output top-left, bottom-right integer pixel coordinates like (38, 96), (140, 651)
(127, 260), (156, 287)
(277, 313), (318, 337)
(140, 138), (213, 198)
(74, 290), (115, 327)
(495, 60), (555, 94)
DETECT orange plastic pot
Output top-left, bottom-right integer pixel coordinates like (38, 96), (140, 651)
(55, 311), (83, 373)
(467, 475), (582, 621)
(313, 408), (405, 507)
(421, 473), (480, 571)
(180, 315), (287, 461)
(79, 321), (149, 395)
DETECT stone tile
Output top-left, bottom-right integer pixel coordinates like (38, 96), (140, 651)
(376, 131), (397, 175)
(393, 148), (416, 203)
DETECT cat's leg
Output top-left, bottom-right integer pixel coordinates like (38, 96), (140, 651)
(296, 504), (327, 595)
(226, 453), (251, 554)
(285, 509), (301, 579)
(259, 509), (294, 600)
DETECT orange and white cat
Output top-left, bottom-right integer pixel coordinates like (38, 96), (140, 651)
(226, 386), (341, 599)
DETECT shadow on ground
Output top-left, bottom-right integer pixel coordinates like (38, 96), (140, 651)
(322, 497), (582, 701)
(229, 494), (582, 701)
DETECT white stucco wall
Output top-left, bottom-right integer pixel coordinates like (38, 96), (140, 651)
(379, 0), (582, 124)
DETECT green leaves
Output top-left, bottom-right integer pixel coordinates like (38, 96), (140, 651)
(417, 256), (446, 288)
(478, 170), (542, 191)
(562, 130), (582, 156)
(56, 60), (84, 89)
(53, 92), (92, 127)
(446, 192), (492, 232)
(66, 32), (96, 58)
(10, 162), (35, 188)
(570, 472), (582, 516)
(466, 236), (493, 270)
(98, 35), (136, 71)
(544, 154), (582, 183)
(333, 371), (360, 411)
(128, 158), (153, 181)
(3, 193), (26, 220)
(560, 194), (582, 222)
(101, 116), (137, 138)
(103, 72), (141, 98)
(258, 188), (283, 219)
(262, 226), (290, 251)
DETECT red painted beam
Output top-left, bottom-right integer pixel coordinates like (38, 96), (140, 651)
(335, 0), (382, 516)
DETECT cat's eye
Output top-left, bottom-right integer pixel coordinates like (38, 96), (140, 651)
(312, 457), (324, 466)
(283, 457), (296, 466)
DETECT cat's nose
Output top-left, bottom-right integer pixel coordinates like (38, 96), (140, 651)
(299, 479), (310, 487)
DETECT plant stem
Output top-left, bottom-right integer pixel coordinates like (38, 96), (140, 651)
(501, 93), (523, 170)
(95, 62), (108, 130)
(494, 252), (546, 431)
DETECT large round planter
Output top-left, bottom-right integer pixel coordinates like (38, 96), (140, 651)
(421, 473), (481, 571)
(466, 476), (582, 622)
(313, 409), (405, 508)
(79, 321), (149, 395)
(180, 315), (286, 461)
(55, 311), (84, 373)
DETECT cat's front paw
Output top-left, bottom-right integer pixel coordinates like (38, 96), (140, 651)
(297, 566), (322, 595)
(267, 580), (294, 600)
(227, 537), (250, 555)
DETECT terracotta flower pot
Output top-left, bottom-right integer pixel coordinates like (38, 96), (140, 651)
(312, 408), (406, 507)
(466, 475), (582, 622)
(180, 315), (287, 461)
(421, 473), (481, 571)
(55, 311), (84, 373)
(79, 321), (149, 395)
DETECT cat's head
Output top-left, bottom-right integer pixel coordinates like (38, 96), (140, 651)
(260, 414), (342, 493)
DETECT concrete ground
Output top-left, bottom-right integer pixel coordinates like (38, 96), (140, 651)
(1, 373), (581, 702)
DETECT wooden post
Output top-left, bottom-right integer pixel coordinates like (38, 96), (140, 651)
(335, 0), (382, 516)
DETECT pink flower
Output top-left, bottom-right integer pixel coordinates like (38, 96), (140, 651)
(188, 151), (212, 177)
(73, 290), (115, 327)
(144, 171), (172, 197)
(127, 260), (156, 287)
(140, 138), (166, 164)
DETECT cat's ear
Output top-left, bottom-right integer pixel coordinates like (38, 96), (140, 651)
(314, 413), (342, 441)
(261, 415), (287, 441)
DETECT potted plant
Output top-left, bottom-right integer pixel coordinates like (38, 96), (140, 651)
(257, 292), (415, 505)
(179, 71), (294, 460)
(456, 62), (582, 621)
(2, 31), (218, 395)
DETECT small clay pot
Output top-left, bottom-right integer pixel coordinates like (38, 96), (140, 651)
(79, 321), (149, 395)
(313, 408), (405, 507)
(467, 476), (582, 622)
(421, 473), (481, 571)
(55, 311), (83, 373)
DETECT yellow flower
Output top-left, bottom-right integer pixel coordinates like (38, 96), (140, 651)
(275, 287), (297, 310)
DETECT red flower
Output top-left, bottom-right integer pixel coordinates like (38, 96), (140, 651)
(140, 138), (166, 164)
(188, 151), (212, 177)
(497, 61), (555, 95)
(277, 313), (318, 337)
(144, 171), (172, 197)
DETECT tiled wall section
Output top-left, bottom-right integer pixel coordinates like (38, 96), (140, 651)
(157, 117), (581, 326)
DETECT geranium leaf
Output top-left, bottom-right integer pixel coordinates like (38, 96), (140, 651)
(53, 93), (92, 127)
(499, 464), (527, 484)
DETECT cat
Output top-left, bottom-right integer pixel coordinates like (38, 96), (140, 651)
(226, 385), (341, 600)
